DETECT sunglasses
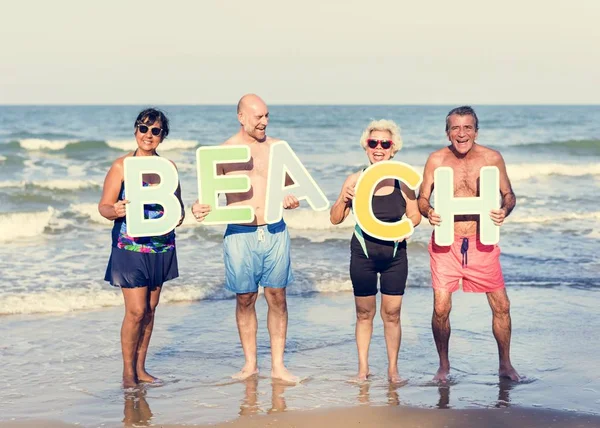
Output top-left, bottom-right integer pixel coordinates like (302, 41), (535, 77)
(137, 124), (163, 136)
(367, 139), (392, 150)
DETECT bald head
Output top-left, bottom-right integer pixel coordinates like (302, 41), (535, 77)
(237, 94), (267, 114)
(237, 94), (269, 141)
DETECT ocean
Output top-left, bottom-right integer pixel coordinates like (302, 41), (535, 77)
(0, 105), (599, 426)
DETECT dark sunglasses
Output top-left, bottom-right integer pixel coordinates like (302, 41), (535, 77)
(367, 139), (392, 149)
(137, 124), (163, 136)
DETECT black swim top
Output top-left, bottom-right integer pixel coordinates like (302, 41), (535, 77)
(351, 180), (407, 259)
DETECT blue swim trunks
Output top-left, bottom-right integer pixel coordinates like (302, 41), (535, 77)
(223, 219), (293, 294)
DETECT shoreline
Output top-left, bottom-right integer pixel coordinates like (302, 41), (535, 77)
(195, 405), (600, 428)
(2, 288), (600, 426)
(3, 405), (600, 428)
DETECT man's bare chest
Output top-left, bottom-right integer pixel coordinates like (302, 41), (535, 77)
(446, 162), (486, 197)
(222, 155), (269, 178)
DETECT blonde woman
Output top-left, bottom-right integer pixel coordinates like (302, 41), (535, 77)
(330, 120), (421, 383)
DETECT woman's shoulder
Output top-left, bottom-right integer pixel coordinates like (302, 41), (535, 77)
(347, 171), (361, 184)
(105, 153), (135, 180)
(113, 152), (133, 167)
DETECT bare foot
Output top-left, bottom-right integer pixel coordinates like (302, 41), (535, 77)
(350, 371), (371, 383)
(232, 363), (259, 380)
(271, 366), (300, 384)
(388, 371), (404, 384)
(137, 369), (161, 383)
(122, 375), (138, 389)
(433, 366), (450, 383)
(499, 365), (522, 381)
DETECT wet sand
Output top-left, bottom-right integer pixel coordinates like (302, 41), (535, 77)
(4, 406), (600, 428)
(195, 405), (600, 428)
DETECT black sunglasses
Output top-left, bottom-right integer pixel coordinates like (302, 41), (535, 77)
(367, 139), (392, 150)
(137, 124), (163, 136)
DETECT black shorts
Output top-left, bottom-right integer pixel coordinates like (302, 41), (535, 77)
(104, 246), (179, 289)
(350, 239), (408, 297)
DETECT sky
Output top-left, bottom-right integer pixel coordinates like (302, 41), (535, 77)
(1, 0), (599, 105)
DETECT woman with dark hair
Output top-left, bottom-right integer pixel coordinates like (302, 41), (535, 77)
(99, 108), (184, 388)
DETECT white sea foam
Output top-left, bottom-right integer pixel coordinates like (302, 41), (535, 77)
(508, 163), (600, 181)
(0, 207), (55, 241)
(0, 282), (225, 315)
(158, 139), (198, 151)
(0, 180), (22, 188)
(284, 209), (355, 241)
(32, 179), (101, 190)
(19, 139), (78, 151)
(290, 278), (353, 294)
(0, 180), (100, 190)
(69, 203), (113, 225)
(511, 211), (600, 224)
(0, 155), (6, 162)
(160, 283), (229, 302)
(587, 229), (600, 240)
(0, 278), (355, 315)
(67, 164), (87, 177)
(0, 288), (123, 315)
(105, 140), (136, 151)
(106, 139), (197, 151)
(284, 209), (355, 230)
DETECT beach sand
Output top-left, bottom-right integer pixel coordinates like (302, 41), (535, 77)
(192, 405), (600, 428)
(2, 287), (599, 427)
(4, 406), (600, 428)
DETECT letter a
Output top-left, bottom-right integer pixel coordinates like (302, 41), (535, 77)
(264, 141), (329, 223)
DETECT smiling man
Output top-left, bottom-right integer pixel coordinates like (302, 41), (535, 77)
(417, 106), (521, 383)
(192, 94), (300, 383)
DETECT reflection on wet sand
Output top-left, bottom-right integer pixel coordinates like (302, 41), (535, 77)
(239, 375), (260, 416)
(496, 377), (514, 408)
(268, 379), (289, 414)
(123, 388), (153, 427)
(436, 377), (515, 410)
(238, 376), (290, 417)
(437, 385), (450, 409)
(357, 381), (370, 405)
(387, 382), (401, 406)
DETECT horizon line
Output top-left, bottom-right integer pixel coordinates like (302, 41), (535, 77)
(1, 103), (600, 107)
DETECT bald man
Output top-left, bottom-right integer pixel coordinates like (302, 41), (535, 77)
(192, 94), (300, 383)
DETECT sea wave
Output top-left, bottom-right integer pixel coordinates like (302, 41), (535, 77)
(511, 211), (600, 224)
(106, 139), (198, 151)
(5, 274), (590, 315)
(508, 163), (600, 181)
(0, 288), (123, 315)
(0, 207), (55, 242)
(0, 278), (353, 315)
(284, 209), (355, 230)
(13, 138), (198, 153)
(37, 179), (101, 190)
(69, 203), (112, 225)
(409, 139), (600, 156)
(517, 139), (600, 156)
(19, 139), (79, 151)
(7, 131), (79, 140)
(0, 179), (100, 190)
(0, 282), (231, 315)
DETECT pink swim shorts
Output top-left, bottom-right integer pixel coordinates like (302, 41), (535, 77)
(428, 232), (505, 293)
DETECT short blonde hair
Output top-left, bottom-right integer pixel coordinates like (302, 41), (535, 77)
(359, 119), (403, 157)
